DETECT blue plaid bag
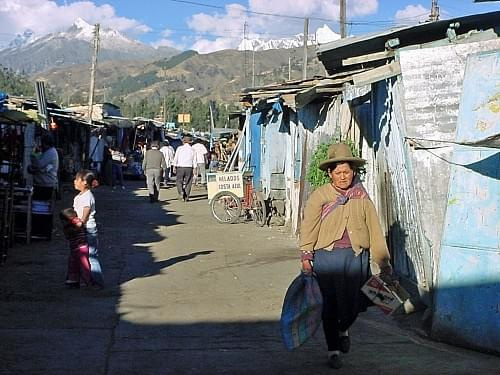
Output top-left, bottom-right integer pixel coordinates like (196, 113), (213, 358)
(280, 272), (323, 351)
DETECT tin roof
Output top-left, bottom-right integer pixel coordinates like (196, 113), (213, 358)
(317, 11), (500, 74)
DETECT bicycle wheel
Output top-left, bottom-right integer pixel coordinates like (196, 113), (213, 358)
(210, 191), (242, 224)
(251, 192), (267, 227)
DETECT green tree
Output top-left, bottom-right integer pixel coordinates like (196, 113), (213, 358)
(0, 65), (34, 96)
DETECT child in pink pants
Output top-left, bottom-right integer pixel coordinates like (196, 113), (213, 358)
(60, 208), (92, 288)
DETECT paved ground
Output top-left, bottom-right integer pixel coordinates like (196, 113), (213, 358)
(1, 180), (499, 374)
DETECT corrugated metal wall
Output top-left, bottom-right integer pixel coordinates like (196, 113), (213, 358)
(370, 78), (433, 294)
(432, 50), (500, 352)
(398, 39), (500, 285)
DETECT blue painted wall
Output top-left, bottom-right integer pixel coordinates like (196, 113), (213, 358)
(432, 50), (500, 352)
(249, 111), (263, 190)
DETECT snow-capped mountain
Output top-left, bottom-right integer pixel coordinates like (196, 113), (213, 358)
(6, 29), (38, 50)
(0, 18), (179, 75)
(62, 18), (148, 52)
(237, 25), (340, 51)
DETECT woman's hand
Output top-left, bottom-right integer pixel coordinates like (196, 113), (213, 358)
(301, 259), (313, 274)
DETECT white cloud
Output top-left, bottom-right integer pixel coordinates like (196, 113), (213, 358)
(191, 37), (237, 54)
(0, 0), (150, 46)
(394, 4), (429, 24)
(151, 34), (185, 51)
(161, 29), (174, 38)
(185, 0), (379, 53)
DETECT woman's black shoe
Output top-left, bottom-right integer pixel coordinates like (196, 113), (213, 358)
(328, 354), (343, 369)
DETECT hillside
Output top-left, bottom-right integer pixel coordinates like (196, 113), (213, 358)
(35, 46), (326, 107)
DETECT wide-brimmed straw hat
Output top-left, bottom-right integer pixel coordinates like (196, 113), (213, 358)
(318, 143), (366, 171)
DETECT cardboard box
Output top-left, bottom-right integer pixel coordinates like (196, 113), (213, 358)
(361, 275), (407, 315)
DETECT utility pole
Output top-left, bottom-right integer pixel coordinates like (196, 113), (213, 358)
(87, 23), (100, 123)
(67, 72), (72, 107)
(163, 96), (167, 124)
(243, 21), (248, 87)
(288, 51), (292, 81)
(429, 0), (440, 22)
(340, 0), (347, 38)
(302, 18), (309, 81)
(252, 48), (255, 87)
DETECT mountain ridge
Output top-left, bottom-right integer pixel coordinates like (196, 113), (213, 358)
(0, 18), (180, 74)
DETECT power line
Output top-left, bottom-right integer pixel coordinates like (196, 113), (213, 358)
(169, 0), (436, 25)
(169, 0), (336, 22)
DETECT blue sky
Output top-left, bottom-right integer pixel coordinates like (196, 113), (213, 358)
(1, 0), (498, 52)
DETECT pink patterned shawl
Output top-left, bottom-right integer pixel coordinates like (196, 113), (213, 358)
(321, 177), (368, 221)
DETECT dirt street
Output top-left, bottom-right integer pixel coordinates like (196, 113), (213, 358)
(0, 181), (498, 374)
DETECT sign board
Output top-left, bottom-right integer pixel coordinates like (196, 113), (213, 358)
(207, 172), (244, 200)
(177, 113), (191, 123)
(361, 275), (406, 315)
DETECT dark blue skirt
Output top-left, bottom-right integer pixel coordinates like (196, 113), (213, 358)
(313, 248), (371, 350)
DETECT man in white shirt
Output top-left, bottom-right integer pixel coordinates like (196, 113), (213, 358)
(192, 139), (209, 186)
(159, 140), (175, 185)
(173, 135), (196, 202)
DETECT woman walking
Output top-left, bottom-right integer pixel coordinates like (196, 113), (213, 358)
(299, 143), (392, 369)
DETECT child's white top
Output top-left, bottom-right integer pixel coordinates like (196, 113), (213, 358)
(73, 190), (96, 229)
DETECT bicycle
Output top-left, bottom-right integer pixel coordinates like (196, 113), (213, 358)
(208, 171), (267, 226)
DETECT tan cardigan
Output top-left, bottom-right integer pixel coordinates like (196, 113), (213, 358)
(299, 183), (391, 267)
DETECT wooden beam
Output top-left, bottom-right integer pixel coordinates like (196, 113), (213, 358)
(316, 87), (343, 94)
(352, 61), (401, 86)
(343, 50), (395, 66)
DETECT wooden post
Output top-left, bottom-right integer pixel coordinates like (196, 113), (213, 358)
(302, 18), (309, 81)
(88, 24), (100, 123)
(429, 0), (440, 22)
(340, 0), (346, 38)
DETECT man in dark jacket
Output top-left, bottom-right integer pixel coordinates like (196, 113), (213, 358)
(142, 141), (166, 202)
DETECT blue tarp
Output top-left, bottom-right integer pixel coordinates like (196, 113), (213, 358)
(280, 272), (323, 351)
(0, 91), (8, 112)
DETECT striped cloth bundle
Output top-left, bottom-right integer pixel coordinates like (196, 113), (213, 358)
(280, 272), (323, 351)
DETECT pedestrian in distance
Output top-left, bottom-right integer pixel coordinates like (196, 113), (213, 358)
(173, 135), (196, 202)
(192, 138), (209, 186)
(73, 170), (104, 288)
(299, 142), (392, 370)
(59, 207), (92, 289)
(142, 140), (167, 203)
(109, 145), (126, 190)
(159, 140), (175, 186)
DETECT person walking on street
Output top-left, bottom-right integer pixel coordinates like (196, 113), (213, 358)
(142, 141), (166, 203)
(159, 140), (175, 185)
(192, 139), (208, 186)
(299, 143), (392, 370)
(109, 145), (126, 190)
(73, 170), (104, 288)
(173, 135), (196, 202)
